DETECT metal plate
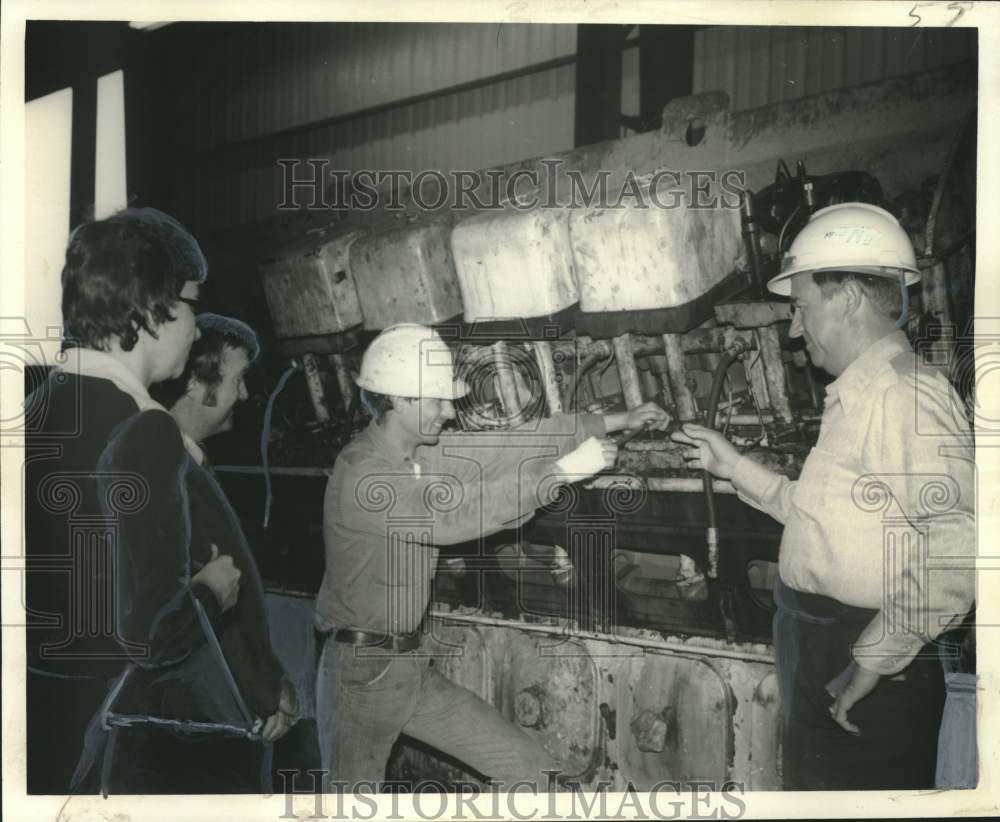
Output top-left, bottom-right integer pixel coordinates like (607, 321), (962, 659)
(260, 229), (365, 338)
(570, 200), (741, 313)
(500, 634), (601, 779)
(452, 208), (578, 321)
(350, 222), (464, 330)
(617, 652), (734, 787)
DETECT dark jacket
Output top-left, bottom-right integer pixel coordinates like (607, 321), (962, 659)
(25, 373), (284, 791)
(96, 406), (285, 721)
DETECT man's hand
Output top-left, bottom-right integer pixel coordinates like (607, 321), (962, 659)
(670, 423), (741, 480)
(261, 678), (300, 743)
(192, 544), (241, 612)
(826, 661), (882, 735)
(605, 402), (672, 434)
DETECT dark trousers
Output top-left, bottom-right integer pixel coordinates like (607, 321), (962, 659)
(27, 671), (113, 794)
(774, 580), (945, 790)
(106, 725), (273, 794)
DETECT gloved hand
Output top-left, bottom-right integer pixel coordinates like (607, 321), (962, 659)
(555, 436), (618, 479)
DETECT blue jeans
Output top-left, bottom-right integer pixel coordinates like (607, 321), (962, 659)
(316, 638), (559, 790)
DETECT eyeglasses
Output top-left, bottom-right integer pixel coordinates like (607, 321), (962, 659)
(177, 296), (201, 311)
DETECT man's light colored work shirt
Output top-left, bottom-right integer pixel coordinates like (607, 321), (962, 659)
(732, 330), (975, 675)
(315, 413), (604, 635)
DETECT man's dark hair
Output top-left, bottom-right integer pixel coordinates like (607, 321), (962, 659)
(153, 313), (260, 408)
(812, 270), (902, 319)
(61, 208), (207, 352)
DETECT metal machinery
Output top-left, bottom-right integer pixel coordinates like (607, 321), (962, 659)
(213, 62), (976, 791)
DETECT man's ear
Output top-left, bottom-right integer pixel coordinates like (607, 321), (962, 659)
(840, 278), (865, 318)
(184, 375), (204, 403)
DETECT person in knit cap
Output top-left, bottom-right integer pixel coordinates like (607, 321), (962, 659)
(25, 208), (294, 795)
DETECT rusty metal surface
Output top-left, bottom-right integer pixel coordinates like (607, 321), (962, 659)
(375, 616), (779, 790)
(502, 635), (602, 779)
(714, 301), (792, 328)
(618, 652), (734, 786)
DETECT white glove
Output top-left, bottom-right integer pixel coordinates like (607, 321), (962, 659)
(554, 436), (618, 479)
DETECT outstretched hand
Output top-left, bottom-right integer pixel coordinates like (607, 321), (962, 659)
(670, 424), (742, 480)
(605, 402), (672, 435)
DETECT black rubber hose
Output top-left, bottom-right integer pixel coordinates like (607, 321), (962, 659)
(564, 351), (604, 411)
(741, 191), (767, 300)
(703, 350), (738, 574)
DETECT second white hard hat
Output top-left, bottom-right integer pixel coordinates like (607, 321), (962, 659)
(356, 323), (469, 400)
(767, 202), (921, 296)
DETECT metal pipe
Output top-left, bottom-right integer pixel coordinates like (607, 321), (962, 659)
(741, 190), (768, 300)
(924, 107), (974, 261)
(215, 465), (330, 477)
(330, 353), (354, 413)
(662, 333), (698, 421)
(492, 341), (523, 419)
(584, 475), (738, 494)
(511, 346), (534, 410)
(756, 326), (793, 423)
(565, 351), (603, 411)
(612, 334), (643, 408)
(300, 353), (331, 425)
(920, 260), (954, 328)
(217, 466), (740, 491)
(428, 610), (774, 664)
(532, 341), (563, 415)
(744, 350), (771, 415)
(555, 329), (757, 362)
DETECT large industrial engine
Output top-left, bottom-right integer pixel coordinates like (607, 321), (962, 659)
(212, 63), (975, 791)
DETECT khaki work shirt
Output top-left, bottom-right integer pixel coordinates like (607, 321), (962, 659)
(315, 413), (605, 635)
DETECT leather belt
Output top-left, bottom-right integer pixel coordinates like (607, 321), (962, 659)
(332, 627), (421, 653)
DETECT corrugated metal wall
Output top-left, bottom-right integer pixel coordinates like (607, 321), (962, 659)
(693, 26), (976, 110)
(182, 24), (579, 232)
(192, 23), (576, 149)
(179, 24), (974, 234)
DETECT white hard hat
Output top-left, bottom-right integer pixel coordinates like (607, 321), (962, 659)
(356, 323), (469, 400)
(767, 202), (921, 296)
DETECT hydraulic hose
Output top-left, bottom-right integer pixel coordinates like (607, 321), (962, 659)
(704, 350), (739, 578)
(564, 350), (609, 411)
(261, 362), (300, 528)
(741, 191), (767, 299)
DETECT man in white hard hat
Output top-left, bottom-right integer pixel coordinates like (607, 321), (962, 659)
(314, 323), (670, 791)
(673, 203), (974, 789)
